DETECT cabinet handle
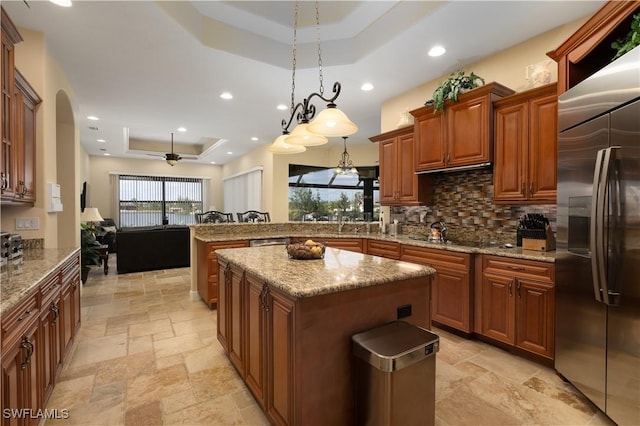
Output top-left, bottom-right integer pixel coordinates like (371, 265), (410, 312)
(517, 282), (522, 298)
(20, 336), (34, 370)
(508, 281), (513, 296)
(260, 285), (270, 312)
(51, 304), (59, 323)
(507, 265), (525, 271)
(17, 310), (32, 322)
(447, 153), (451, 165)
(1, 172), (6, 190)
(224, 264), (231, 285)
(529, 183), (534, 198)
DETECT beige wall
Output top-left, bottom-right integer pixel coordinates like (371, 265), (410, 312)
(1, 27), (81, 248)
(380, 17), (588, 133)
(87, 155), (223, 223)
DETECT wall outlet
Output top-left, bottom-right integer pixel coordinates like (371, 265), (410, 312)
(16, 217), (40, 230)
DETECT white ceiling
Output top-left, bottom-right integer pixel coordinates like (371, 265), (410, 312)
(3, 0), (605, 165)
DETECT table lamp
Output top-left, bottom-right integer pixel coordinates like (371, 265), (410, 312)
(81, 207), (104, 228)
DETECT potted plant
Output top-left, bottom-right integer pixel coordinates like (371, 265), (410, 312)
(81, 223), (102, 284)
(611, 13), (640, 60)
(427, 70), (485, 113)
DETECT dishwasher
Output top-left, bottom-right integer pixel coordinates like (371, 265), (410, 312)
(249, 237), (291, 247)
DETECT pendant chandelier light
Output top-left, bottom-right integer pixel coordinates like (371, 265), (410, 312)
(269, 1), (357, 154)
(335, 136), (358, 175)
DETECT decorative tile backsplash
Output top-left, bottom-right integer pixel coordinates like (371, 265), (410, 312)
(393, 169), (556, 245)
(23, 239), (44, 250)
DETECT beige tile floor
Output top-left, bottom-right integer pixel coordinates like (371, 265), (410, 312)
(44, 254), (615, 426)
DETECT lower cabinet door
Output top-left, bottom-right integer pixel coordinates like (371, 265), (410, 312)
(228, 265), (245, 376)
(432, 266), (471, 332)
(267, 289), (294, 426)
(217, 262), (229, 352)
(245, 275), (267, 408)
(480, 272), (515, 345)
(39, 299), (60, 406)
(515, 278), (554, 358)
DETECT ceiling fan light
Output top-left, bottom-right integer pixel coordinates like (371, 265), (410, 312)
(286, 123), (328, 146)
(308, 106), (358, 137)
(165, 152), (180, 166)
(268, 134), (306, 154)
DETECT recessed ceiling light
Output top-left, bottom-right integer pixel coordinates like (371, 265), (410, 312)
(87, 115), (99, 121)
(361, 83), (374, 91)
(97, 139), (106, 143)
(50, 0), (72, 6)
(251, 137), (259, 141)
(227, 151), (233, 155)
(103, 153), (110, 156)
(428, 45), (446, 57)
(177, 127), (187, 132)
(277, 104), (288, 111)
(210, 161), (216, 164)
(220, 92), (233, 100)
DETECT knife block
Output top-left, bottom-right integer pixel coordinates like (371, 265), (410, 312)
(522, 226), (556, 251)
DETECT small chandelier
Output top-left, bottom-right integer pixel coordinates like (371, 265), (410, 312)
(335, 137), (358, 175)
(269, 1), (357, 154)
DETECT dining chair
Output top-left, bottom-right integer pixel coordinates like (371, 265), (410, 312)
(236, 210), (271, 223)
(195, 211), (235, 223)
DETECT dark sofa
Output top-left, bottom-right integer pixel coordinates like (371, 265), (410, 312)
(116, 226), (190, 274)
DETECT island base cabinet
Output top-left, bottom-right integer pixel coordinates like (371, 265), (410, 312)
(199, 240), (249, 309)
(267, 288), (294, 426)
(218, 257), (431, 426)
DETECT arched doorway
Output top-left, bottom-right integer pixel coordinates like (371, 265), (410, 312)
(55, 90), (77, 249)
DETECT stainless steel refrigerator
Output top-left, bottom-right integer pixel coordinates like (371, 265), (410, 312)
(556, 45), (639, 425)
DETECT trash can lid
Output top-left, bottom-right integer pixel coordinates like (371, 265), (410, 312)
(352, 321), (439, 372)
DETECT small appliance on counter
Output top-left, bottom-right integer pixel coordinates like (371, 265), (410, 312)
(427, 221), (447, 243)
(1, 232), (24, 267)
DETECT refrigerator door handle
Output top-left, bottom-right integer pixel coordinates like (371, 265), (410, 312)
(591, 148), (606, 303)
(605, 146), (622, 306)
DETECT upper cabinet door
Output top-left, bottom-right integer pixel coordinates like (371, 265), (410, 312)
(378, 138), (397, 204)
(397, 133), (418, 202)
(528, 93), (558, 202)
(494, 101), (528, 202)
(414, 111), (445, 171)
(446, 95), (491, 168)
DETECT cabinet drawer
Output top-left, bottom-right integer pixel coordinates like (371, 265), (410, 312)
(40, 270), (61, 305)
(322, 238), (363, 253)
(483, 255), (554, 283)
(61, 253), (80, 281)
(366, 240), (400, 259)
(2, 290), (39, 349)
(208, 241), (250, 254)
(400, 245), (470, 270)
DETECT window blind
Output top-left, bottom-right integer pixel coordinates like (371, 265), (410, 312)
(223, 168), (263, 216)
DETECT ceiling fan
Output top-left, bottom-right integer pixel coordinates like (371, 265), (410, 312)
(146, 133), (198, 166)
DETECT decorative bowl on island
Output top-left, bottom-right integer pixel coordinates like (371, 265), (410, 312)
(286, 240), (325, 260)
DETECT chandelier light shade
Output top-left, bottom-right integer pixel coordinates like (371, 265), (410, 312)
(81, 207), (104, 223)
(308, 104), (358, 137)
(335, 136), (358, 175)
(286, 123), (328, 146)
(268, 133), (307, 154)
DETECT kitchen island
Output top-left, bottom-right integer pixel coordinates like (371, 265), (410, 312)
(215, 245), (435, 426)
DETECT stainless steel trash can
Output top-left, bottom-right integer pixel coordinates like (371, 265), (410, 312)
(352, 321), (439, 426)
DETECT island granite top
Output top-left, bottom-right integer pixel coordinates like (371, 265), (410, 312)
(1, 248), (79, 316)
(215, 245), (436, 299)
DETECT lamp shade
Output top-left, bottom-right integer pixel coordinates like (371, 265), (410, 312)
(286, 123), (328, 146)
(81, 207), (104, 223)
(268, 134), (307, 154)
(308, 106), (358, 137)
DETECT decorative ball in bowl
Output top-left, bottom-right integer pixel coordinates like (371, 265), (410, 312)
(286, 240), (325, 260)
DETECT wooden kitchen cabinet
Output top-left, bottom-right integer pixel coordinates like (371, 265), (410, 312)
(478, 255), (555, 359)
(365, 239), (400, 259)
(493, 84), (557, 204)
(1, 7), (21, 203)
(245, 274), (268, 409)
(401, 245), (473, 333)
(369, 126), (432, 206)
(291, 237), (363, 253)
(411, 82), (514, 173)
(228, 264), (245, 376)
(12, 71), (41, 204)
(38, 271), (61, 406)
(547, 1), (640, 94)
(59, 254), (81, 360)
(1, 290), (40, 426)
(198, 240), (249, 308)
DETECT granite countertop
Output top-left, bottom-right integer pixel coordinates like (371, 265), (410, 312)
(1, 247), (80, 316)
(194, 229), (556, 263)
(215, 245), (436, 299)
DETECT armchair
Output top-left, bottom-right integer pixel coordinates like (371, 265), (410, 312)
(195, 211), (234, 223)
(236, 210), (270, 223)
(97, 218), (118, 253)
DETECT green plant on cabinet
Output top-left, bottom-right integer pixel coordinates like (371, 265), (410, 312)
(427, 70), (485, 113)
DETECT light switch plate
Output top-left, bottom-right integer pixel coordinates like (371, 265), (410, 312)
(16, 217), (40, 230)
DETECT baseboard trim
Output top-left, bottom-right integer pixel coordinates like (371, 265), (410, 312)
(189, 290), (200, 301)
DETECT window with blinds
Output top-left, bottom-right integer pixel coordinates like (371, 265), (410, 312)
(118, 175), (203, 227)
